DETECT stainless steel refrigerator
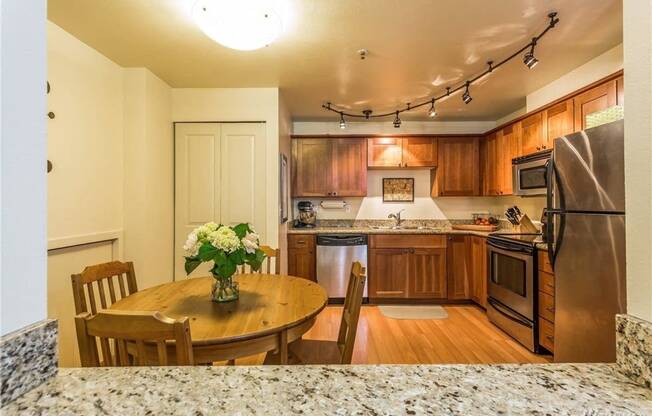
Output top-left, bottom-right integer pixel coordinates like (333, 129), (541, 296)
(546, 119), (626, 363)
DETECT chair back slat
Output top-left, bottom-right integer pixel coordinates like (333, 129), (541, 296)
(75, 310), (194, 367)
(336, 261), (366, 364)
(71, 261), (139, 314)
(239, 246), (280, 275)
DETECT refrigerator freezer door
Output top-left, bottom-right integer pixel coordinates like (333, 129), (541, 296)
(552, 120), (624, 213)
(553, 212), (626, 363)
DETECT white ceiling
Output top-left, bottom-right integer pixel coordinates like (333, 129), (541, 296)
(48, 0), (623, 121)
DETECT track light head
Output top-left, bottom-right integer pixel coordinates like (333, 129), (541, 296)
(524, 39), (538, 69)
(393, 111), (402, 128)
(428, 99), (437, 118)
(339, 113), (346, 129)
(462, 82), (472, 104)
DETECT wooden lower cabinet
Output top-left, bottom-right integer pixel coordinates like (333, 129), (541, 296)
(287, 234), (316, 282)
(537, 248), (556, 354)
(468, 236), (487, 308)
(368, 248), (410, 298)
(446, 235), (470, 299)
(408, 248), (447, 299)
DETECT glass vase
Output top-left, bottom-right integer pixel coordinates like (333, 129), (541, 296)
(211, 274), (239, 303)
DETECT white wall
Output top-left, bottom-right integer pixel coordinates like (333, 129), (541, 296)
(172, 88), (280, 248)
(0, 0), (48, 336)
(623, 2), (652, 321)
(527, 44), (623, 112)
(47, 22), (124, 243)
(123, 68), (173, 288)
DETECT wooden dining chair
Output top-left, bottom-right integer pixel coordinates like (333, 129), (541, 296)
(239, 245), (280, 275)
(264, 261), (366, 365)
(75, 310), (194, 367)
(71, 261), (139, 314)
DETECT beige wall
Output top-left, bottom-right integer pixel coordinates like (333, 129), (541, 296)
(623, 2), (652, 321)
(171, 88), (281, 248)
(526, 44), (623, 112)
(123, 68), (174, 288)
(278, 92), (292, 274)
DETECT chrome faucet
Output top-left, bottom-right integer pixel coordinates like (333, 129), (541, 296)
(388, 209), (405, 227)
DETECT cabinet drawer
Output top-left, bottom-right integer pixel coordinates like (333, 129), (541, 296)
(538, 249), (553, 274)
(369, 234), (446, 249)
(539, 318), (555, 352)
(288, 234), (315, 249)
(539, 270), (555, 296)
(538, 291), (555, 323)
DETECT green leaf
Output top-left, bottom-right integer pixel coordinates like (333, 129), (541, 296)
(230, 248), (245, 265)
(213, 250), (227, 266)
(217, 259), (237, 279)
(232, 223), (250, 239)
(184, 257), (202, 275)
(248, 249), (266, 272)
(198, 243), (219, 261)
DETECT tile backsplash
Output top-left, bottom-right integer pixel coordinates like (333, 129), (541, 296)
(293, 169), (546, 222)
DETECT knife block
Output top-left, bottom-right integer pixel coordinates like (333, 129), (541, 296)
(514, 213), (539, 233)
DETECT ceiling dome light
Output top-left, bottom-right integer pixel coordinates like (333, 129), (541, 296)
(462, 81), (472, 104)
(193, 0), (282, 51)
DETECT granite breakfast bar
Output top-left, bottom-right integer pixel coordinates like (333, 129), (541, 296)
(3, 362), (652, 415)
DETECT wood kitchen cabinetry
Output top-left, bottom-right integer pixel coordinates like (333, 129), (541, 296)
(468, 236), (487, 308)
(292, 138), (367, 197)
(543, 99), (574, 147)
(367, 137), (437, 168)
(573, 79), (617, 131)
(431, 137), (480, 197)
(481, 128), (516, 196)
(446, 235), (470, 300)
(287, 234), (316, 282)
(537, 249), (555, 353)
(482, 132), (501, 196)
(519, 112), (545, 155)
(368, 235), (447, 301)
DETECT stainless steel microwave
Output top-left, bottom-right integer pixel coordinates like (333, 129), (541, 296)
(512, 150), (551, 196)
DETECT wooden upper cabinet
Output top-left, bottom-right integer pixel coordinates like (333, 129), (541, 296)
(292, 138), (366, 197)
(431, 137), (480, 197)
(574, 79), (617, 131)
(402, 137), (438, 167)
(482, 132), (501, 196)
(368, 137), (437, 168)
(519, 112), (545, 156)
(616, 75), (624, 107)
(368, 138), (403, 168)
(498, 127), (518, 196)
(543, 99), (574, 148)
(292, 139), (333, 197)
(332, 138), (367, 197)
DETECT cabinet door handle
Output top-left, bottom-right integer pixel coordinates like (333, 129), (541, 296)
(546, 307), (555, 313)
(545, 335), (554, 341)
(404, 163), (408, 167)
(398, 162), (402, 167)
(542, 145), (547, 149)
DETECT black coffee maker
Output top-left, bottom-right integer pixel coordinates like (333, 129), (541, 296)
(294, 201), (316, 228)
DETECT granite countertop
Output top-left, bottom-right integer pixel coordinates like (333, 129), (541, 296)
(4, 364), (651, 415)
(288, 226), (494, 237)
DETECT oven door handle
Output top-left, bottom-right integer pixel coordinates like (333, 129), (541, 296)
(487, 239), (532, 254)
(488, 298), (533, 328)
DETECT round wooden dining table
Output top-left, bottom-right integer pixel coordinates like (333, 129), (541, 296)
(110, 274), (327, 364)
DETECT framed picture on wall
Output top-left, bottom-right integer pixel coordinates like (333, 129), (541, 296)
(382, 178), (414, 202)
(279, 154), (289, 223)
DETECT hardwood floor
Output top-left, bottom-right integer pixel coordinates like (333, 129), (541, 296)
(235, 305), (551, 365)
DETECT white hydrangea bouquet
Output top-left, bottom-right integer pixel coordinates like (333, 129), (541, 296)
(183, 222), (265, 302)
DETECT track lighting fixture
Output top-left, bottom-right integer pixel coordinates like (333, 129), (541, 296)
(321, 12), (559, 121)
(428, 99), (437, 118)
(523, 38), (539, 69)
(462, 82), (472, 104)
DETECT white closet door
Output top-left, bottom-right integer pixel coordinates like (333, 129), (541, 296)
(174, 122), (266, 280)
(219, 123), (267, 235)
(174, 123), (221, 279)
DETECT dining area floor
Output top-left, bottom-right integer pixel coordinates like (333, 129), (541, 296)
(233, 305), (551, 366)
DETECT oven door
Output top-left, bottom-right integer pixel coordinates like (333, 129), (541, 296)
(513, 158), (548, 196)
(487, 239), (535, 320)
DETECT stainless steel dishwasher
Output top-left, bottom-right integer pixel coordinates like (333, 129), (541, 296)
(316, 234), (368, 302)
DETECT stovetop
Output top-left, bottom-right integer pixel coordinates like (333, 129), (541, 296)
(488, 232), (543, 246)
